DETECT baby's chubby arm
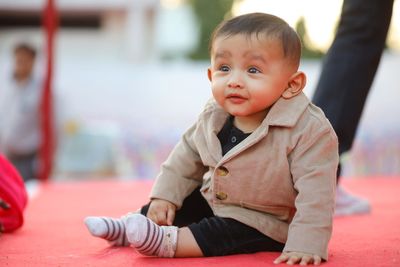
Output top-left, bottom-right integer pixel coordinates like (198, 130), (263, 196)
(283, 121), (338, 260)
(274, 251), (322, 265)
(147, 198), (177, 226)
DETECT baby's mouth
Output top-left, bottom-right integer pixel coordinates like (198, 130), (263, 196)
(227, 94), (247, 104)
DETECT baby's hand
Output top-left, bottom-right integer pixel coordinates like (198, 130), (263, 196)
(147, 199), (177, 226)
(274, 251), (322, 265)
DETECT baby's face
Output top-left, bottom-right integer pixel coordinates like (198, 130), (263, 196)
(209, 33), (294, 118)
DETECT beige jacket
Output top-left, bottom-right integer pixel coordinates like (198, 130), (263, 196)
(150, 92), (338, 260)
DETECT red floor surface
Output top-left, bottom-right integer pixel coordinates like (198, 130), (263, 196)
(1, 178), (399, 266)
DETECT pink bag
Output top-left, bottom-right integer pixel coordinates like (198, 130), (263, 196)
(0, 154), (28, 232)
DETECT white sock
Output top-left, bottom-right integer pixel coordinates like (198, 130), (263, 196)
(125, 214), (178, 258)
(84, 216), (129, 246)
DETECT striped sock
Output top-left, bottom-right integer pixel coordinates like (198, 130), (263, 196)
(84, 216), (129, 246)
(125, 214), (178, 258)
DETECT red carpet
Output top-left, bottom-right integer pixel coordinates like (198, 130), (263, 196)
(1, 178), (399, 266)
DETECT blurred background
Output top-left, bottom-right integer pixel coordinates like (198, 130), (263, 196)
(1, 0), (399, 180)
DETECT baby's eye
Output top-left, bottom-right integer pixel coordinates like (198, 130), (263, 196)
(248, 67), (261, 74)
(219, 65), (230, 72)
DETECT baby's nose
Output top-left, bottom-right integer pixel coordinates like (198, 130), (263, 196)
(228, 72), (244, 88)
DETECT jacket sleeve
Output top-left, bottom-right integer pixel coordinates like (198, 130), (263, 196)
(149, 121), (208, 209)
(283, 122), (339, 260)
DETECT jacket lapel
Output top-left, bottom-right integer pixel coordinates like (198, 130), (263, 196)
(217, 93), (310, 164)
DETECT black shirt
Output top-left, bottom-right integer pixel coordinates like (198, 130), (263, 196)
(217, 116), (252, 156)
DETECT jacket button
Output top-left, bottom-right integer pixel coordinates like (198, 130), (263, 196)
(216, 166), (229, 176)
(216, 192), (227, 200)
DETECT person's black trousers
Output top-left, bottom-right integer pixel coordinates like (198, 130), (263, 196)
(312, 0), (394, 180)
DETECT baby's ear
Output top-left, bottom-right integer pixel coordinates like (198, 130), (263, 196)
(282, 71), (306, 99)
(207, 68), (212, 82)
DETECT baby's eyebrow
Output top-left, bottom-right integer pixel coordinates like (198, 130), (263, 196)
(244, 52), (266, 63)
(214, 51), (231, 60)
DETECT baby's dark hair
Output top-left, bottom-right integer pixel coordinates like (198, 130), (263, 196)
(14, 42), (37, 58)
(209, 12), (301, 67)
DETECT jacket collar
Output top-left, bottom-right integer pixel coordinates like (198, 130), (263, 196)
(205, 93), (310, 163)
(263, 92), (310, 128)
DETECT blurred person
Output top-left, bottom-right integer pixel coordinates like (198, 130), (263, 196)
(312, 0), (394, 216)
(84, 13), (338, 265)
(0, 42), (43, 181)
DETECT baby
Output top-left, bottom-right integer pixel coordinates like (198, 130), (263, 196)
(85, 12), (338, 265)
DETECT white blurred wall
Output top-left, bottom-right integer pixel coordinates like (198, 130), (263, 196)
(0, 0), (197, 63)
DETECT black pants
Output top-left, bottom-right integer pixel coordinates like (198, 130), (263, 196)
(312, 0), (394, 180)
(140, 188), (284, 256)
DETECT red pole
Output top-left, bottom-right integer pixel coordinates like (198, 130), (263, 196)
(39, 0), (58, 180)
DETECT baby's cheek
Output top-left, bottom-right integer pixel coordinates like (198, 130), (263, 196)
(211, 87), (223, 100)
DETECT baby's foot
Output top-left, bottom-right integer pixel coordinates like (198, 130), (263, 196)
(125, 214), (178, 257)
(84, 216), (129, 246)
